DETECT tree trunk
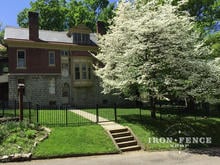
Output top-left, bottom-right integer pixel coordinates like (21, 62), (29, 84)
(186, 97), (195, 112)
(150, 96), (156, 119)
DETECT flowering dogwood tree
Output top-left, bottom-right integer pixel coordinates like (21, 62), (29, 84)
(95, 0), (219, 118)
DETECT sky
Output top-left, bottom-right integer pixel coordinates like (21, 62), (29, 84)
(0, 0), (118, 28)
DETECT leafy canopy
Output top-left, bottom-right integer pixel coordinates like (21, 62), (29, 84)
(17, 0), (115, 31)
(95, 0), (219, 102)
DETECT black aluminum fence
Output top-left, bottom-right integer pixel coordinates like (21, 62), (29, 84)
(0, 100), (33, 123)
(34, 104), (118, 126)
(1, 101), (219, 126)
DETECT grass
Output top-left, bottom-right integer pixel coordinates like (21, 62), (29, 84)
(1, 108), (119, 158)
(83, 108), (220, 150)
(2, 106), (219, 158)
(33, 125), (119, 158)
(29, 109), (118, 158)
(37, 110), (93, 126)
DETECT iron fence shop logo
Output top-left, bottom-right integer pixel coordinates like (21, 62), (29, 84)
(148, 123), (212, 160)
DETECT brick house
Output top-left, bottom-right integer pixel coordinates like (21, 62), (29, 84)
(4, 12), (121, 107)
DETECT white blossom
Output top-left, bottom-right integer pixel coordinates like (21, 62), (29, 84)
(95, 0), (220, 102)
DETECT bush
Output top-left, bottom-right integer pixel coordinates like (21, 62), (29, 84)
(25, 130), (37, 139)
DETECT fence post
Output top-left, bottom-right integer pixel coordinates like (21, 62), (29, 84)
(139, 104), (142, 121)
(114, 103), (117, 122)
(2, 101), (5, 117)
(14, 100), (17, 117)
(36, 104), (39, 124)
(65, 105), (68, 126)
(28, 102), (31, 123)
(96, 104), (99, 123)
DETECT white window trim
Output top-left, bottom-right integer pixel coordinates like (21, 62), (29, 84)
(74, 63), (92, 80)
(49, 51), (56, 66)
(16, 49), (26, 69)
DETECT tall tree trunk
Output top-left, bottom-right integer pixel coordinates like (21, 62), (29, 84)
(150, 96), (156, 119)
(186, 96), (195, 112)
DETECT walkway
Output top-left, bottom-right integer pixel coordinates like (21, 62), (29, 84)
(69, 110), (125, 131)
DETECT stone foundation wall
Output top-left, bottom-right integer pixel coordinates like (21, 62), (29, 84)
(8, 75), (132, 107)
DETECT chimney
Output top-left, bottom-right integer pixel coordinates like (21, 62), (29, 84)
(29, 12), (39, 41)
(96, 21), (107, 35)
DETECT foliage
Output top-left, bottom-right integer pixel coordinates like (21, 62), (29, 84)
(139, 0), (220, 33)
(0, 121), (44, 156)
(95, 0), (220, 104)
(0, 23), (4, 44)
(17, 0), (116, 31)
(206, 31), (220, 57)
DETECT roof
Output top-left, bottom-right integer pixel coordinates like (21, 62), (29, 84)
(4, 26), (97, 45)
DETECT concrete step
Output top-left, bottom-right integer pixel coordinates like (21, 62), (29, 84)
(111, 131), (131, 138)
(114, 136), (134, 143)
(109, 128), (128, 134)
(117, 140), (137, 148)
(120, 145), (141, 152)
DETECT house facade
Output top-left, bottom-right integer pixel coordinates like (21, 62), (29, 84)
(4, 12), (122, 107)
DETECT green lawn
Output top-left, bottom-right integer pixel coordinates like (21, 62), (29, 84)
(30, 109), (118, 158)
(33, 125), (119, 158)
(1, 109), (119, 158)
(2, 107), (219, 158)
(84, 108), (220, 150)
(36, 109), (93, 126)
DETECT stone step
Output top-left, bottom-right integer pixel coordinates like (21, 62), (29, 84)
(117, 140), (137, 148)
(120, 145), (141, 152)
(111, 131), (131, 138)
(114, 136), (134, 143)
(109, 128), (128, 134)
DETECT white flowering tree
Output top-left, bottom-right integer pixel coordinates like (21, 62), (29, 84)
(95, 0), (219, 118)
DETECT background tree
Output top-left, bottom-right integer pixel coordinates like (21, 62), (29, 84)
(0, 22), (4, 44)
(17, 0), (115, 31)
(140, 0), (220, 33)
(0, 23), (7, 57)
(95, 0), (219, 118)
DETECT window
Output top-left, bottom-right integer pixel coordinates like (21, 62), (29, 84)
(49, 51), (55, 66)
(49, 78), (55, 95)
(73, 33), (90, 45)
(61, 50), (69, 56)
(75, 64), (80, 80)
(88, 66), (91, 80)
(82, 64), (87, 79)
(74, 63), (92, 80)
(62, 64), (69, 77)
(17, 50), (26, 68)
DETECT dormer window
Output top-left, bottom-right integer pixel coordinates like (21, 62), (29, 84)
(73, 33), (90, 45)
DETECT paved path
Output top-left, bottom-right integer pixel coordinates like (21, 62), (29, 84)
(69, 109), (125, 131)
(5, 150), (220, 165)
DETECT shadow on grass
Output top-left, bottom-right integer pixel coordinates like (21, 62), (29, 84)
(118, 112), (220, 156)
(156, 106), (220, 118)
